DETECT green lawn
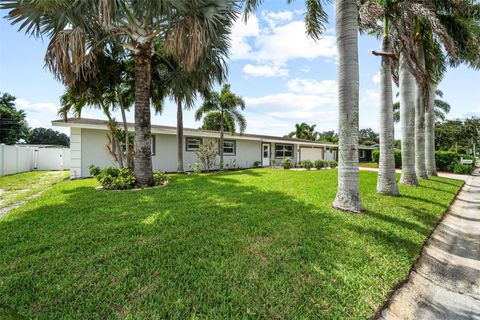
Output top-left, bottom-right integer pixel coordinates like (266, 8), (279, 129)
(0, 169), (463, 319)
(0, 171), (69, 208)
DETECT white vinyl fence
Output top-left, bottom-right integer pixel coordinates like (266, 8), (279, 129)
(0, 144), (70, 176)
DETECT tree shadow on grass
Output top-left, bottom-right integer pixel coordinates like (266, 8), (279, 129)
(0, 170), (459, 319)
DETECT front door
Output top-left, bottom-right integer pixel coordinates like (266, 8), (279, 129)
(262, 143), (270, 166)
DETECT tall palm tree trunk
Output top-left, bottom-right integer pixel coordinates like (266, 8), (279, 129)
(399, 51), (419, 186)
(414, 43), (428, 179)
(333, 0), (363, 212)
(176, 100), (184, 173)
(133, 45), (154, 186)
(425, 83), (437, 176)
(377, 35), (399, 195)
(117, 85), (132, 170)
(219, 114), (224, 170)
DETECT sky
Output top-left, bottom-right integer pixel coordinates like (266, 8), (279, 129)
(1, 2), (479, 138)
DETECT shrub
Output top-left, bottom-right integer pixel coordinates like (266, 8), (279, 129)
(153, 171), (169, 186)
(195, 141), (218, 172)
(314, 160), (327, 170)
(89, 165), (101, 177)
(253, 160), (261, 167)
(281, 157), (293, 169)
(453, 163), (473, 175)
(301, 160), (313, 170)
(188, 163), (202, 174)
(372, 149), (402, 168)
(435, 151), (474, 172)
(94, 167), (136, 190)
(328, 160), (338, 169)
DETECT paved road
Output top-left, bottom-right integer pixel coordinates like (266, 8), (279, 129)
(377, 169), (480, 319)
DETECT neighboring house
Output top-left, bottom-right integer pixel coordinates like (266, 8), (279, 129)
(358, 145), (377, 162)
(52, 118), (338, 178)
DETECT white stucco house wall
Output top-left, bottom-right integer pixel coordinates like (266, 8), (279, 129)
(52, 118), (338, 178)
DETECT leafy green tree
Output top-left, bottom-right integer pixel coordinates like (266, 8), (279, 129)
(358, 128), (379, 145)
(26, 128), (70, 146)
(195, 84), (246, 170)
(201, 112), (235, 132)
(0, 93), (29, 144)
(287, 123), (319, 141)
(2, 0), (238, 186)
(317, 130), (339, 143)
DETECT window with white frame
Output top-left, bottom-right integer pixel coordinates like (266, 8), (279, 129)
(186, 137), (202, 151)
(359, 149), (365, 158)
(275, 143), (293, 158)
(222, 140), (236, 155)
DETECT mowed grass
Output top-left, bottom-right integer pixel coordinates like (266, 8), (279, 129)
(0, 169), (463, 319)
(0, 171), (69, 208)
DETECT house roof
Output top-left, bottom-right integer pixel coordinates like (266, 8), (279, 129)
(52, 118), (338, 147)
(358, 144), (378, 150)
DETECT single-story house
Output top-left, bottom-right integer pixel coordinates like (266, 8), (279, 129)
(358, 144), (377, 162)
(52, 118), (339, 178)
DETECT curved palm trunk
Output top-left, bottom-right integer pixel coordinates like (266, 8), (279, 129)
(176, 100), (184, 173)
(399, 52), (419, 186)
(219, 114), (224, 170)
(333, 0), (363, 212)
(133, 45), (154, 186)
(377, 36), (399, 195)
(425, 83), (437, 176)
(414, 44), (428, 179)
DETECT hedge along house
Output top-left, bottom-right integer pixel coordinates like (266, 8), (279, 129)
(52, 118), (338, 178)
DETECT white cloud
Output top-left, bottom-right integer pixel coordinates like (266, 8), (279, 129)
(230, 14), (260, 61)
(372, 71), (381, 84)
(244, 77), (338, 134)
(243, 63), (288, 77)
(262, 10), (294, 27)
(15, 98), (58, 113)
(230, 11), (337, 77)
(287, 78), (336, 96)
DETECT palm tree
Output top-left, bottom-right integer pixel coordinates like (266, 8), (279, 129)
(393, 90), (451, 123)
(58, 47), (166, 169)
(398, 52), (420, 186)
(195, 84), (246, 170)
(2, 0), (238, 186)
(159, 39), (229, 173)
(288, 123), (319, 141)
(332, 0), (363, 212)
(376, 25), (399, 195)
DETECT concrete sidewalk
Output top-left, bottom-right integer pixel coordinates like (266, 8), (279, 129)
(378, 169), (480, 319)
(359, 166), (470, 181)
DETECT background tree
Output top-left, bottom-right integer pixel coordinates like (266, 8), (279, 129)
(26, 128), (70, 146)
(393, 90), (451, 123)
(287, 123), (319, 141)
(358, 128), (379, 145)
(0, 93), (29, 144)
(195, 84), (246, 170)
(2, 0), (238, 186)
(317, 130), (339, 143)
(201, 112), (235, 132)
(435, 118), (480, 153)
